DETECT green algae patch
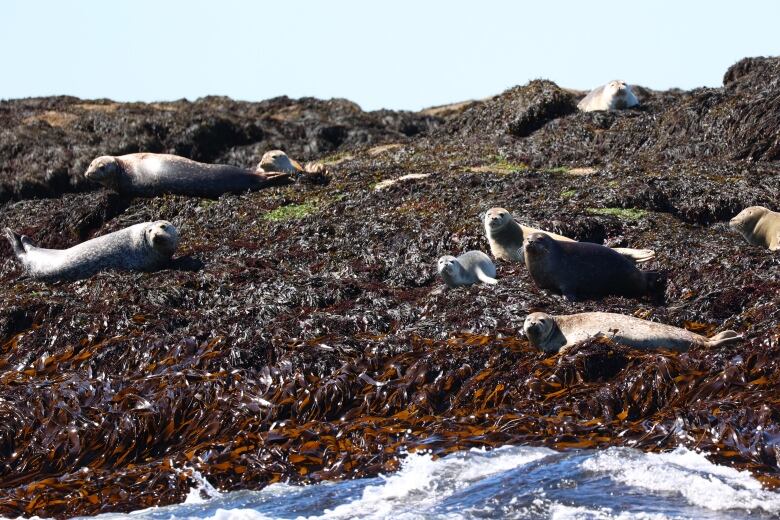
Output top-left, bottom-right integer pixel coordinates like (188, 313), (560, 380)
(560, 189), (577, 199)
(545, 166), (571, 175)
(264, 200), (318, 221)
(587, 207), (648, 220)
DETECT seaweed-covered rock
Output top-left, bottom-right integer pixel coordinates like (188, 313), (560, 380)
(0, 57), (779, 518)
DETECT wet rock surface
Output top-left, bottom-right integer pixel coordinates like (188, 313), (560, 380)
(0, 58), (779, 517)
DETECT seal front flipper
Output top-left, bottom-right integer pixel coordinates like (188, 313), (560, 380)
(259, 171), (294, 187)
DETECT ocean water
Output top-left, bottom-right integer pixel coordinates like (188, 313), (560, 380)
(66, 445), (780, 520)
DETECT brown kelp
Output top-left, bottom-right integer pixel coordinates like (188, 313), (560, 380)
(0, 57), (779, 517)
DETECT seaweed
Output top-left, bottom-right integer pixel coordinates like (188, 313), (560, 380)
(0, 57), (779, 518)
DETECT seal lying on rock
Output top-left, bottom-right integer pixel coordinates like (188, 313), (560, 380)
(85, 153), (292, 198)
(577, 80), (639, 112)
(524, 311), (741, 354)
(524, 233), (665, 301)
(258, 150), (328, 179)
(730, 206), (780, 251)
(5, 221), (179, 281)
(483, 208), (654, 264)
(437, 251), (497, 288)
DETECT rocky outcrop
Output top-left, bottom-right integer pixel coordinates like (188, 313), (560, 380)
(0, 57), (779, 518)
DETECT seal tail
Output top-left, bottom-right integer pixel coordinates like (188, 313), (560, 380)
(614, 247), (656, 264)
(643, 271), (667, 303)
(5, 228), (27, 257)
(475, 267), (498, 285)
(708, 330), (742, 348)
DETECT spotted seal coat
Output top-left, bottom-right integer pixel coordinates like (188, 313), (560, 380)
(524, 311), (741, 354)
(85, 153), (291, 197)
(437, 251), (497, 288)
(5, 221), (179, 281)
(483, 207), (654, 264)
(577, 80), (639, 112)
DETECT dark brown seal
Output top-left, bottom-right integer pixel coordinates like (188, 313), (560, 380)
(523, 232), (665, 301)
(85, 153), (292, 198)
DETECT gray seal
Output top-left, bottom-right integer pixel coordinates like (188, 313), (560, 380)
(730, 206), (780, 251)
(5, 221), (179, 281)
(577, 80), (639, 112)
(524, 311), (741, 354)
(85, 153), (292, 198)
(437, 251), (497, 288)
(523, 232), (665, 301)
(483, 207), (654, 264)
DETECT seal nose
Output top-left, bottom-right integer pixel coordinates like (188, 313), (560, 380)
(526, 321), (540, 335)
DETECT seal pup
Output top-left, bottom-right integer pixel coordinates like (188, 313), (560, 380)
(437, 251), (497, 288)
(483, 208), (655, 264)
(729, 206), (780, 251)
(524, 311), (741, 354)
(85, 153), (292, 198)
(577, 80), (639, 112)
(5, 221), (179, 281)
(523, 232), (665, 301)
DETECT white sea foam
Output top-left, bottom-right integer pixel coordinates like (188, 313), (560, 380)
(302, 445), (554, 520)
(19, 445), (780, 520)
(581, 446), (780, 514)
(549, 503), (677, 520)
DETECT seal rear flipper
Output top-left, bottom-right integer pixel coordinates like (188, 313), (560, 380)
(708, 330), (742, 348)
(4, 228), (26, 257)
(613, 247), (655, 264)
(475, 267), (497, 285)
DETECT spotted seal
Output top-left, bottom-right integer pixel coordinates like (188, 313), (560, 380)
(258, 150), (328, 178)
(437, 251), (497, 288)
(577, 80), (639, 112)
(85, 153), (292, 198)
(524, 311), (741, 354)
(523, 232), (665, 301)
(729, 206), (780, 251)
(5, 221), (179, 281)
(483, 208), (654, 264)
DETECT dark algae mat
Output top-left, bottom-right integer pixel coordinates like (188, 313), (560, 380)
(0, 57), (778, 517)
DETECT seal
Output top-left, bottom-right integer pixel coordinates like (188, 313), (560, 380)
(577, 80), (639, 112)
(524, 311), (741, 354)
(729, 206), (780, 251)
(257, 150), (329, 183)
(437, 251), (497, 288)
(257, 150), (305, 174)
(85, 153), (292, 198)
(5, 221), (179, 281)
(523, 232), (665, 301)
(483, 207), (654, 264)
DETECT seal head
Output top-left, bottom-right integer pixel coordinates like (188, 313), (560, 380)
(524, 312), (559, 352)
(144, 220), (179, 257)
(730, 206), (780, 250)
(258, 150), (304, 174)
(578, 80), (639, 112)
(85, 156), (123, 191)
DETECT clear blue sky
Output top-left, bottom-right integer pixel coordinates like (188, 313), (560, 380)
(2, 0), (779, 111)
